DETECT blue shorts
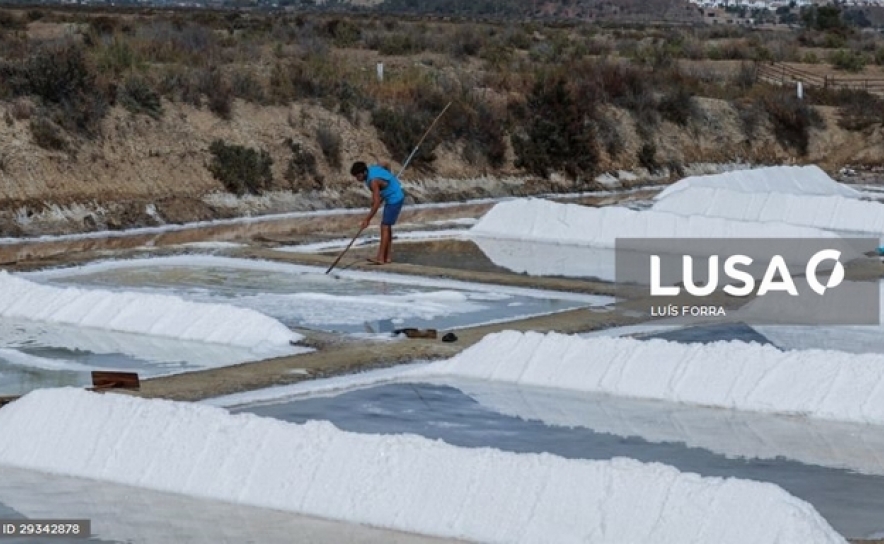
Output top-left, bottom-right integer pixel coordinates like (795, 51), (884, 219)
(382, 200), (404, 226)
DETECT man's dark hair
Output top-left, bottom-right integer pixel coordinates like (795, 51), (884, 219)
(350, 161), (368, 177)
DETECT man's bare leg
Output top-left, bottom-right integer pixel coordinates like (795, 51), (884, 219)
(382, 225), (393, 263)
(374, 225), (391, 264)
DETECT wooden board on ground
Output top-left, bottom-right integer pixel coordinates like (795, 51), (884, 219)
(0, 371), (141, 409)
(91, 371), (141, 391)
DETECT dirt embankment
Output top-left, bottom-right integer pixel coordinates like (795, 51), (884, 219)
(0, 95), (880, 237)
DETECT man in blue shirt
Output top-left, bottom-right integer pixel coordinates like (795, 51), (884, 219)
(351, 161), (405, 265)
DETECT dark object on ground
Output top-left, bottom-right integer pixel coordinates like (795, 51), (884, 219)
(442, 332), (458, 343)
(394, 328), (438, 339)
(91, 371), (141, 390)
(0, 371), (141, 409)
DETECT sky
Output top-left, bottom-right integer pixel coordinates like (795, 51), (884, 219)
(2, 164), (882, 543)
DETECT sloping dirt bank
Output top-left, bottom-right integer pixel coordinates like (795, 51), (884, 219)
(1, 97), (880, 238)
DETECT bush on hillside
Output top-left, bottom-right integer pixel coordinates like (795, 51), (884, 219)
(29, 114), (68, 151)
(658, 87), (695, 126)
(637, 141), (660, 174)
(118, 75), (163, 119)
(756, 88), (824, 155)
(511, 75), (599, 181)
(315, 125), (342, 169)
(594, 113), (624, 159)
(438, 99), (507, 169)
(285, 138), (323, 190)
(21, 43), (108, 137)
(208, 139), (272, 195)
(734, 98), (766, 140)
(230, 70), (267, 104)
(199, 68), (233, 119)
(0, 10), (25, 30)
(836, 89), (884, 130)
(829, 49), (866, 72)
(371, 106), (439, 170)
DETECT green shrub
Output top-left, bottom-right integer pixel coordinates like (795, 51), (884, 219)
(25, 43), (94, 104)
(197, 68), (232, 119)
(323, 18), (361, 48)
(665, 158), (685, 178)
(268, 62), (296, 105)
(658, 88), (695, 126)
(503, 26), (532, 50)
(284, 139), (323, 190)
(837, 90), (884, 130)
(0, 10), (25, 30)
(734, 61), (758, 90)
(373, 33), (426, 56)
(637, 141), (660, 174)
(89, 16), (120, 36)
(592, 61), (653, 114)
(315, 125), (342, 169)
(135, 22), (218, 64)
(433, 98), (506, 169)
(511, 76), (599, 180)
(156, 65), (202, 107)
(30, 114), (68, 151)
(95, 37), (140, 77)
(594, 113), (624, 159)
(757, 89), (824, 155)
(22, 42), (109, 137)
(829, 49), (866, 72)
(449, 25), (484, 59)
(118, 75), (163, 119)
(734, 98), (766, 140)
(230, 70), (266, 104)
(371, 106), (439, 170)
(208, 139), (272, 195)
(470, 102), (507, 169)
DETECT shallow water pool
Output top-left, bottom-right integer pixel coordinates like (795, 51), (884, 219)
(33, 256), (610, 334)
(235, 378), (884, 540)
(0, 465), (456, 544)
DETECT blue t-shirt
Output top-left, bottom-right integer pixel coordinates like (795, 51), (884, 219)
(365, 165), (405, 204)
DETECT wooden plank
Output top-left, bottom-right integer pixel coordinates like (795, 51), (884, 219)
(90, 371), (140, 391)
(0, 371), (142, 410)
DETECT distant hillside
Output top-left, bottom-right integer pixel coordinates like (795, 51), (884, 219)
(1, 6), (882, 237)
(371, 0), (701, 22)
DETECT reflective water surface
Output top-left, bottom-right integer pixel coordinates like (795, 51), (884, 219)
(0, 466), (458, 544)
(237, 379), (884, 540)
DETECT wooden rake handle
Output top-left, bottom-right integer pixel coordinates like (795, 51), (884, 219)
(325, 225), (367, 275)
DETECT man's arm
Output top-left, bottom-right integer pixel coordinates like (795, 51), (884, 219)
(361, 180), (383, 229)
